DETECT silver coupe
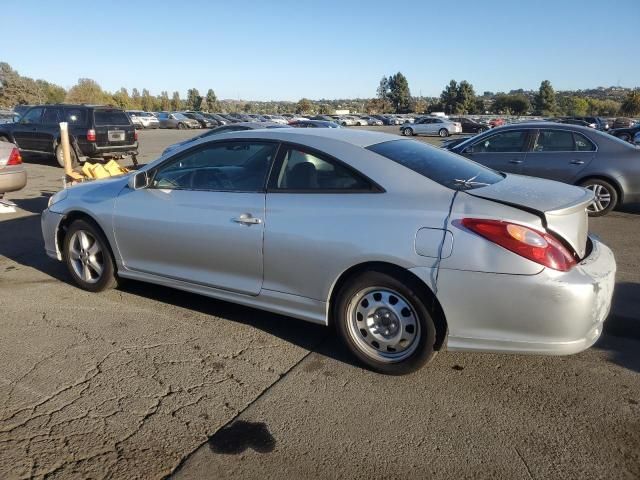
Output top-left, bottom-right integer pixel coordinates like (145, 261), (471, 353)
(41, 129), (616, 374)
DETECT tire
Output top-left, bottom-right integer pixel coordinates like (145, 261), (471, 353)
(579, 179), (618, 216)
(617, 133), (631, 142)
(438, 128), (449, 137)
(63, 219), (118, 292)
(177, 123), (186, 130)
(341, 122), (348, 127)
(55, 143), (79, 168)
(334, 269), (438, 375)
(402, 128), (414, 136)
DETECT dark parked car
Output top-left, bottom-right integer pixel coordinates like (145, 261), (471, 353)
(558, 116), (608, 130)
(162, 122), (289, 155)
(183, 112), (215, 128)
(309, 115), (335, 122)
(447, 122), (640, 216)
(612, 117), (635, 129)
(289, 120), (341, 128)
(609, 123), (640, 142)
(449, 117), (490, 134)
(0, 104), (138, 167)
(12, 105), (32, 118)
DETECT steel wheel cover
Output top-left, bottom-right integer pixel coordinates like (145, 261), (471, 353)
(346, 287), (420, 363)
(585, 184), (612, 212)
(68, 230), (104, 284)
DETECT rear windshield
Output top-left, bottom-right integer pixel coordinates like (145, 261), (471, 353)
(94, 110), (130, 126)
(367, 139), (504, 190)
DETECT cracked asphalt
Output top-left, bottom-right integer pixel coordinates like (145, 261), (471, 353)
(1, 128), (638, 479)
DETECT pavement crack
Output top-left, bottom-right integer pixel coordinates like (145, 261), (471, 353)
(515, 446), (535, 480)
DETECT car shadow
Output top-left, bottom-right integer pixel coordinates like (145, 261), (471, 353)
(12, 193), (53, 214)
(20, 152), (57, 167)
(0, 209), (358, 369)
(617, 203), (640, 215)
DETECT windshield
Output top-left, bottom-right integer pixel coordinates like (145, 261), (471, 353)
(173, 113), (188, 120)
(367, 139), (504, 190)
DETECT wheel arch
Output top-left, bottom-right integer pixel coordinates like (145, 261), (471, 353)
(327, 261), (448, 351)
(57, 211), (117, 264)
(575, 174), (623, 205)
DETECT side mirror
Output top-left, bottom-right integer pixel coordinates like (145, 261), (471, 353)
(128, 171), (150, 190)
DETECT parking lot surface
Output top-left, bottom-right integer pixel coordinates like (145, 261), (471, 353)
(1, 128), (638, 479)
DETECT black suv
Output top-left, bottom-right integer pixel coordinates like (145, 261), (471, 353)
(0, 104), (138, 167)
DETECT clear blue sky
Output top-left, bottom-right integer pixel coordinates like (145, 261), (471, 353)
(3, 0), (638, 101)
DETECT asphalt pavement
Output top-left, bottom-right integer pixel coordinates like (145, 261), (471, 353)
(0, 127), (638, 480)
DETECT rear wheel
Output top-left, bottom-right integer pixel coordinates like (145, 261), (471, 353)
(177, 123), (186, 130)
(63, 219), (118, 292)
(580, 179), (618, 216)
(55, 143), (78, 168)
(617, 133), (631, 142)
(438, 128), (449, 137)
(334, 270), (437, 375)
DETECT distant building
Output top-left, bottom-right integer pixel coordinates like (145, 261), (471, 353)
(335, 109), (350, 115)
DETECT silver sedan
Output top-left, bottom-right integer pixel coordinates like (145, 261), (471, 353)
(41, 129), (616, 374)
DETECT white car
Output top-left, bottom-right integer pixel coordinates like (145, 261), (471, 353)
(401, 117), (462, 137)
(126, 111), (160, 129)
(262, 115), (289, 125)
(336, 116), (357, 126)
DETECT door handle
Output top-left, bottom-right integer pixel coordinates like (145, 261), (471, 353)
(570, 160), (585, 165)
(509, 159), (523, 164)
(233, 213), (262, 226)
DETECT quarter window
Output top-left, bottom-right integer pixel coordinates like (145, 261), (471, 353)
(272, 147), (372, 191)
(467, 130), (527, 153)
(573, 133), (596, 151)
(42, 108), (62, 124)
(64, 108), (87, 125)
(533, 130), (596, 152)
(151, 142), (277, 192)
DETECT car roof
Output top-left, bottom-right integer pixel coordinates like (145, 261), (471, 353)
(208, 126), (400, 147)
(494, 121), (596, 132)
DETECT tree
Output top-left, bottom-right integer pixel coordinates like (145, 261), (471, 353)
(377, 76), (390, 102)
(558, 96), (589, 116)
(159, 91), (170, 111)
(620, 91), (640, 116)
(0, 62), (48, 106)
(36, 80), (66, 104)
(387, 72), (410, 113)
(131, 88), (141, 109)
(455, 80), (476, 114)
(534, 80), (557, 115)
(65, 78), (106, 104)
(111, 87), (131, 109)
(141, 88), (153, 111)
(440, 80), (458, 114)
(492, 94), (531, 115)
(410, 97), (428, 114)
(205, 89), (218, 112)
(171, 91), (181, 111)
(296, 98), (314, 114)
(186, 88), (202, 111)
(318, 103), (333, 114)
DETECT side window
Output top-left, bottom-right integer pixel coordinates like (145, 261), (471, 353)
(272, 147), (372, 191)
(533, 130), (575, 152)
(64, 108), (87, 125)
(151, 142), (277, 192)
(42, 108), (62, 125)
(21, 107), (44, 125)
(574, 133), (596, 152)
(468, 130), (527, 153)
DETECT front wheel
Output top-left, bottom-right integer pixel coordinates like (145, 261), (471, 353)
(64, 219), (118, 292)
(580, 179), (618, 216)
(438, 128), (449, 137)
(177, 123), (186, 130)
(334, 270), (437, 375)
(402, 128), (414, 136)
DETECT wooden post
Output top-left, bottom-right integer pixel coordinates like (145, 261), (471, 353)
(59, 122), (73, 177)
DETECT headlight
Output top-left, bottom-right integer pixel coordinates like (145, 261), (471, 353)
(48, 189), (69, 208)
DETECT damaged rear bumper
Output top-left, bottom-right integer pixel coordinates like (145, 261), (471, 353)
(415, 235), (616, 355)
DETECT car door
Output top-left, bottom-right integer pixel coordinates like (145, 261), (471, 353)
(114, 140), (279, 295)
(414, 118), (430, 134)
(12, 107), (44, 151)
(263, 144), (383, 300)
(459, 129), (530, 173)
(521, 128), (595, 183)
(39, 107), (63, 153)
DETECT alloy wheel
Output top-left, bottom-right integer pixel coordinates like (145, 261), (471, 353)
(585, 184), (612, 213)
(346, 287), (420, 363)
(68, 230), (104, 284)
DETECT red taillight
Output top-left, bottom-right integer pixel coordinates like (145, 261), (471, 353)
(87, 129), (96, 142)
(461, 218), (576, 272)
(7, 147), (22, 165)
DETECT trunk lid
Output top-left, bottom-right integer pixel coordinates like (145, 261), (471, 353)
(468, 174), (593, 258)
(93, 108), (136, 147)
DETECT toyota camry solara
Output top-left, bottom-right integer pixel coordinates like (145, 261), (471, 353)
(41, 129), (616, 374)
